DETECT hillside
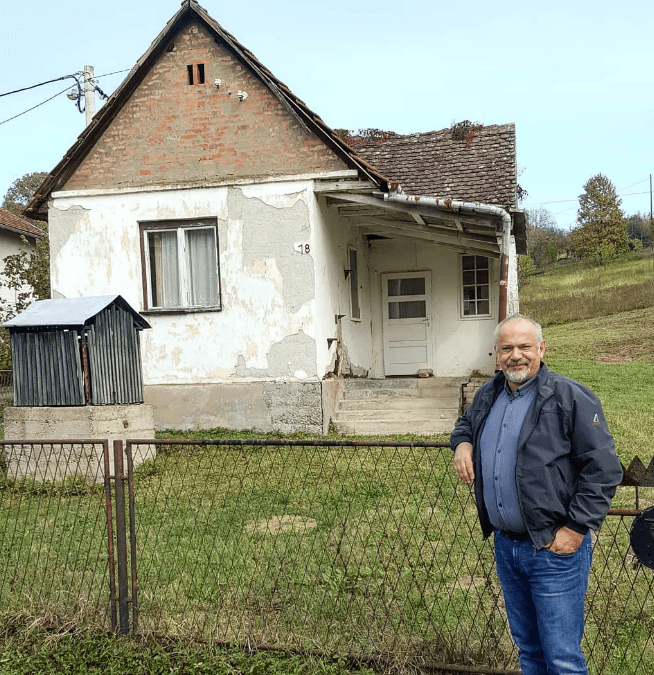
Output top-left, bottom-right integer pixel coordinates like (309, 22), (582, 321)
(520, 252), (654, 328)
(519, 253), (654, 463)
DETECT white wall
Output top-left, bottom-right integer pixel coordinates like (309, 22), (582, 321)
(0, 229), (36, 311)
(49, 182), (322, 386)
(311, 195), (374, 378)
(368, 240), (498, 377)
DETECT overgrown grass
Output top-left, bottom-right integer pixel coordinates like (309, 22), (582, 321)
(0, 627), (376, 675)
(520, 252), (654, 326)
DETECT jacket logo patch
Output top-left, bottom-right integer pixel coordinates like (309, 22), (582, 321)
(593, 413), (600, 425)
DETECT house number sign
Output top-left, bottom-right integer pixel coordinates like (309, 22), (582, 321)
(294, 242), (311, 254)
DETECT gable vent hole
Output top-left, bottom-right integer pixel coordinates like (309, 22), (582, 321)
(187, 64), (205, 85)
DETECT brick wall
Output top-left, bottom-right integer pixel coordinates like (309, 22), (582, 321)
(65, 20), (347, 191)
(462, 377), (492, 412)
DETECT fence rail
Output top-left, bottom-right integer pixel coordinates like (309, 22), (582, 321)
(1, 438), (653, 675)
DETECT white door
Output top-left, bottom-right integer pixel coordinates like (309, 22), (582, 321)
(382, 272), (432, 376)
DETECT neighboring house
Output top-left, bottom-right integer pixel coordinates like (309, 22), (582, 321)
(26, 0), (526, 433)
(0, 207), (44, 313)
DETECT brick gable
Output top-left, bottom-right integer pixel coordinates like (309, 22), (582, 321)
(64, 20), (348, 192)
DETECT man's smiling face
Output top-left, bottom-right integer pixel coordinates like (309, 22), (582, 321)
(495, 318), (546, 391)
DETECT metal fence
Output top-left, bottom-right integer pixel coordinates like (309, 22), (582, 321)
(1, 438), (653, 675)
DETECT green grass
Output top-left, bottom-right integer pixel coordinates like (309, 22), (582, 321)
(2, 252), (654, 673)
(0, 629), (376, 675)
(520, 252), (654, 326)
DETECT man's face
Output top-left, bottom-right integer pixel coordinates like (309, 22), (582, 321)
(495, 319), (546, 391)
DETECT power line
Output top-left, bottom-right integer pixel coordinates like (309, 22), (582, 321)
(0, 85), (72, 126)
(0, 74), (80, 99)
(0, 68), (129, 100)
(524, 189), (651, 209)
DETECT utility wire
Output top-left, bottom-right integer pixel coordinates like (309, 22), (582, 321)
(0, 67), (126, 126)
(0, 74), (79, 99)
(0, 85), (72, 126)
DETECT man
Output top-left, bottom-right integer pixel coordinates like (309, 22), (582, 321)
(451, 314), (622, 675)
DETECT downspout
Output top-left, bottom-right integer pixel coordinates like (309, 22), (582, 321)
(383, 193), (512, 321)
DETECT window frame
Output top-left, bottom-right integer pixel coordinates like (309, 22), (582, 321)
(460, 254), (493, 319)
(139, 217), (222, 314)
(347, 246), (361, 321)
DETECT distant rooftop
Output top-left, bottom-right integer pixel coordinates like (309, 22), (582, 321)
(0, 207), (45, 239)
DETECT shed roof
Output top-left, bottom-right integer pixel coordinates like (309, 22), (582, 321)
(3, 295), (151, 330)
(0, 207), (45, 239)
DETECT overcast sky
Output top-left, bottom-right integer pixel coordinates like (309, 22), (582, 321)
(1, 0), (652, 228)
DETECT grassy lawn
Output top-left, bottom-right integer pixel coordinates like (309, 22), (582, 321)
(1, 253), (654, 674)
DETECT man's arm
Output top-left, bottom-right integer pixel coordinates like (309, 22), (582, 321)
(565, 384), (623, 533)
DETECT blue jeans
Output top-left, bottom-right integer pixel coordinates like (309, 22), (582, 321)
(494, 530), (592, 675)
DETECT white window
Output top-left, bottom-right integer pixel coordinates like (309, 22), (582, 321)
(462, 255), (490, 317)
(140, 219), (221, 311)
(348, 247), (361, 320)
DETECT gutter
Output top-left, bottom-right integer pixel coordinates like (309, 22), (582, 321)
(383, 192), (512, 321)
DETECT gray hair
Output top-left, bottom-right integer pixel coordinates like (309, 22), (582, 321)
(494, 314), (543, 347)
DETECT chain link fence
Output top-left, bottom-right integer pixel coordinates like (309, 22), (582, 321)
(1, 438), (653, 674)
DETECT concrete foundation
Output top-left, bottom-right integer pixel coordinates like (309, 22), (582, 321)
(3, 404), (156, 482)
(144, 381), (334, 434)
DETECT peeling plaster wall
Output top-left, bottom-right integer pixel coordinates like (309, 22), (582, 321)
(311, 195), (374, 378)
(369, 240), (497, 377)
(49, 181), (328, 430)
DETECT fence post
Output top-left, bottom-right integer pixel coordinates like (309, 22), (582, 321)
(113, 440), (130, 634)
(102, 440), (118, 632)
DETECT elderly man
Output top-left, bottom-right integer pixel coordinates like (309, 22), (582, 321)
(451, 314), (622, 675)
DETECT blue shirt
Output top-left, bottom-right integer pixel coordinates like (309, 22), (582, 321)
(481, 376), (538, 534)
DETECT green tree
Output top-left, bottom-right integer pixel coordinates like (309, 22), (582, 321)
(525, 207), (566, 270)
(571, 174), (628, 264)
(0, 172), (50, 368)
(2, 171), (48, 219)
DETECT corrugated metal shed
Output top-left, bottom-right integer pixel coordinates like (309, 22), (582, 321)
(3, 296), (151, 407)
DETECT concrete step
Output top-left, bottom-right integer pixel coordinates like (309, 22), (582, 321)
(342, 377), (465, 390)
(332, 377), (463, 436)
(342, 389), (460, 402)
(336, 408), (458, 421)
(337, 398), (459, 412)
(335, 418), (457, 436)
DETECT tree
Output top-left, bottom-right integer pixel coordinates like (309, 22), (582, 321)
(2, 172), (48, 219)
(525, 207), (567, 270)
(626, 212), (651, 249)
(571, 174), (628, 264)
(0, 173), (50, 368)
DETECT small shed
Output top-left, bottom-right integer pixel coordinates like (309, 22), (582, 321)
(3, 295), (151, 407)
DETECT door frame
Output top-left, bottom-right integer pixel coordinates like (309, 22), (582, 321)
(381, 271), (433, 376)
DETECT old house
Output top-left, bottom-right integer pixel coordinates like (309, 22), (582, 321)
(0, 207), (45, 313)
(26, 0), (526, 434)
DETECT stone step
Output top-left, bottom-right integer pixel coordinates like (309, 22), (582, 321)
(341, 388), (460, 402)
(336, 408), (458, 422)
(335, 418), (457, 436)
(337, 398), (459, 412)
(342, 377), (465, 390)
(333, 377), (464, 436)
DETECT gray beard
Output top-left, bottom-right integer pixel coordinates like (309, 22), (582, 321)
(505, 369), (531, 384)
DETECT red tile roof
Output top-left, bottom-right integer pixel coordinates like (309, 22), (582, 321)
(351, 123), (518, 210)
(0, 207), (45, 239)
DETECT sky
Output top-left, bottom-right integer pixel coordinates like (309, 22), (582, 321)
(1, 0), (652, 229)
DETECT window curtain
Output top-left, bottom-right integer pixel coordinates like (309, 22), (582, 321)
(149, 231), (180, 308)
(186, 228), (219, 307)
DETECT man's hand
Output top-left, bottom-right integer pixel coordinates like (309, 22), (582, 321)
(453, 442), (474, 485)
(546, 526), (584, 554)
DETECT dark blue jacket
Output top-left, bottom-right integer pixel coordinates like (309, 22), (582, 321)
(450, 363), (623, 550)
